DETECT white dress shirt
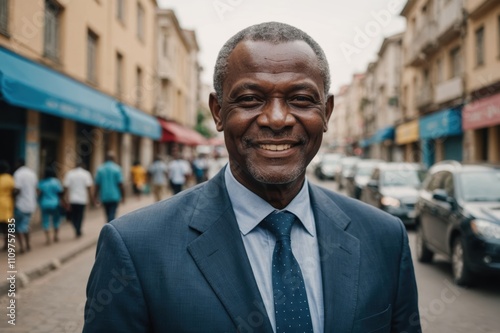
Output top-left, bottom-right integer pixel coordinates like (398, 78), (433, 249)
(225, 165), (324, 333)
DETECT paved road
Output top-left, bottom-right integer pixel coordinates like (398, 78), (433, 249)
(0, 247), (92, 333)
(0, 175), (498, 332)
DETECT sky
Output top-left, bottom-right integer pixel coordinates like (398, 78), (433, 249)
(157, 0), (407, 94)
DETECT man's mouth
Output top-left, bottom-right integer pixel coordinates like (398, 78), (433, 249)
(259, 144), (292, 151)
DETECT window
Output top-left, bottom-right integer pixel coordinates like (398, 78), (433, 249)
(87, 29), (99, 84)
(449, 47), (461, 78)
(436, 58), (443, 83)
(136, 66), (142, 106)
(116, 0), (125, 23)
(116, 52), (123, 96)
(498, 16), (500, 57)
(162, 31), (168, 57)
(44, 0), (61, 61)
(475, 26), (485, 66)
(0, 0), (9, 36)
(137, 2), (144, 41)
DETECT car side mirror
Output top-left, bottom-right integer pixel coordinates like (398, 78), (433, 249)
(367, 180), (379, 189)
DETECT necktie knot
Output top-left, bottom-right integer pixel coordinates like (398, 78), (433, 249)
(261, 211), (296, 241)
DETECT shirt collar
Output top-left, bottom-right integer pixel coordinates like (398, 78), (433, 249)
(224, 164), (315, 237)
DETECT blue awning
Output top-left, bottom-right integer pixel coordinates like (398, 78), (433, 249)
(118, 103), (161, 140)
(370, 126), (395, 144)
(419, 108), (462, 140)
(0, 47), (125, 131)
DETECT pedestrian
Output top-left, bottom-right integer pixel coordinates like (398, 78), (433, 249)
(13, 159), (38, 252)
(38, 167), (65, 244)
(147, 155), (168, 201)
(192, 153), (209, 184)
(0, 160), (17, 251)
(167, 147), (191, 194)
(131, 160), (147, 200)
(84, 22), (421, 332)
(63, 161), (93, 238)
(94, 152), (124, 222)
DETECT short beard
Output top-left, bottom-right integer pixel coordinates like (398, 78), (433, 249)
(246, 158), (307, 185)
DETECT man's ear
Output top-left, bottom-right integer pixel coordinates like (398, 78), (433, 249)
(323, 94), (334, 132)
(209, 93), (224, 132)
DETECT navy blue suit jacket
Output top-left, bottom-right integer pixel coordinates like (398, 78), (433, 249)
(83, 168), (421, 332)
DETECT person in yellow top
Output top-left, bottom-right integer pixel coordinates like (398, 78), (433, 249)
(0, 160), (18, 251)
(131, 160), (147, 200)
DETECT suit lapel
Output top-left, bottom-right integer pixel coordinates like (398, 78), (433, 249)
(310, 185), (360, 333)
(187, 170), (274, 333)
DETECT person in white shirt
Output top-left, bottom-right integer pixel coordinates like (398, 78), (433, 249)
(167, 148), (191, 195)
(13, 159), (38, 253)
(147, 155), (168, 202)
(63, 162), (93, 238)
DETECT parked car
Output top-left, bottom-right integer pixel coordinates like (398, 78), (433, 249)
(345, 159), (383, 199)
(314, 153), (344, 180)
(415, 161), (500, 286)
(336, 156), (361, 190)
(361, 162), (426, 226)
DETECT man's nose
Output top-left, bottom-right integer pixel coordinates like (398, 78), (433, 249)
(257, 98), (295, 130)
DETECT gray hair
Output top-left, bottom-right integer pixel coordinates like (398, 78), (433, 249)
(213, 22), (331, 104)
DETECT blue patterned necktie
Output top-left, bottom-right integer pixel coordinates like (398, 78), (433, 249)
(261, 211), (314, 333)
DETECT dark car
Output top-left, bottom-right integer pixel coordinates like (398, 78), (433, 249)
(336, 156), (361, 190)
(314, 153), (344, 180)
(345, 159), (383, 199)
(415, 161), (500, 286)
(361, 162), (426, 226)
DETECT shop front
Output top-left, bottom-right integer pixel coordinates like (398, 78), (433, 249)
(395, 120), (420, 163)
(0, 47), (161, 178)
(463, 92), (500, 163)
(419, 108), (463, 167)
(366, 126), (395, 161)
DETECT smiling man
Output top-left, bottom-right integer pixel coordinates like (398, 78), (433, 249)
(84, 22), (421, 333)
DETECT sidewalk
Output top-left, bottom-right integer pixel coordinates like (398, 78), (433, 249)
(0, 194), (158, 294)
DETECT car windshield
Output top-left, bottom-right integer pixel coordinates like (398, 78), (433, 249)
(460, 170), (500, 202)
(381, 169), (424, 187)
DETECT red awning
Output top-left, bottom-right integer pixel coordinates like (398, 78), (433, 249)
(207, 136), (225, 146)
(158, 119), (207, 146)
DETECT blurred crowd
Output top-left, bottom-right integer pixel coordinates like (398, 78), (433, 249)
(0, 149), (228, 253)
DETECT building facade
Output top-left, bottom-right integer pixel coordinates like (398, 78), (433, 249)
(0, 0), (160, 183)
(155, 9), (204, 156)
(462, 0), (500, 163)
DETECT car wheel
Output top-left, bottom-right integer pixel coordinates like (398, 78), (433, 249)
(451, 237), (474, 286)
(416, 225), (434, 263)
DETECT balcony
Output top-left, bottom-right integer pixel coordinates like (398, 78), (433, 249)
(406, 21), (437, 67)
(435, 77), (463, 104)
(466, 0), (497, 19)
(416, 85), (433, 108)
(437, 0), (464, 43)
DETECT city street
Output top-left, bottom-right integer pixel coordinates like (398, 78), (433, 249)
(0, 176), (497, 332)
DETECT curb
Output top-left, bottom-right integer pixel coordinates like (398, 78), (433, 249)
(0, 237), (99, 295)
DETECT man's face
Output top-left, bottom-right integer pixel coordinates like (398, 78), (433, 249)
(210, 40), (333, 191)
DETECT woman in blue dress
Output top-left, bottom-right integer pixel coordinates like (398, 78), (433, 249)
(38, 168), (65, 244)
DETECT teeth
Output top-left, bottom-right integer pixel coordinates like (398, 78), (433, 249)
(260, 144), (292, 151)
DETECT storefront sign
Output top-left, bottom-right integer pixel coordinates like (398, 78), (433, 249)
(419, 108), (462, 140)
(463, 93), (500, 130)
(395, 120), (419, 145)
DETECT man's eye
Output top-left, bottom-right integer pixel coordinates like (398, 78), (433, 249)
(239, 96), (258, 102)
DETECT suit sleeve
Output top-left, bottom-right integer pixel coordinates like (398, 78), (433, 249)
(83, 224), (149, 333)
(391, 219), (422, 333)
